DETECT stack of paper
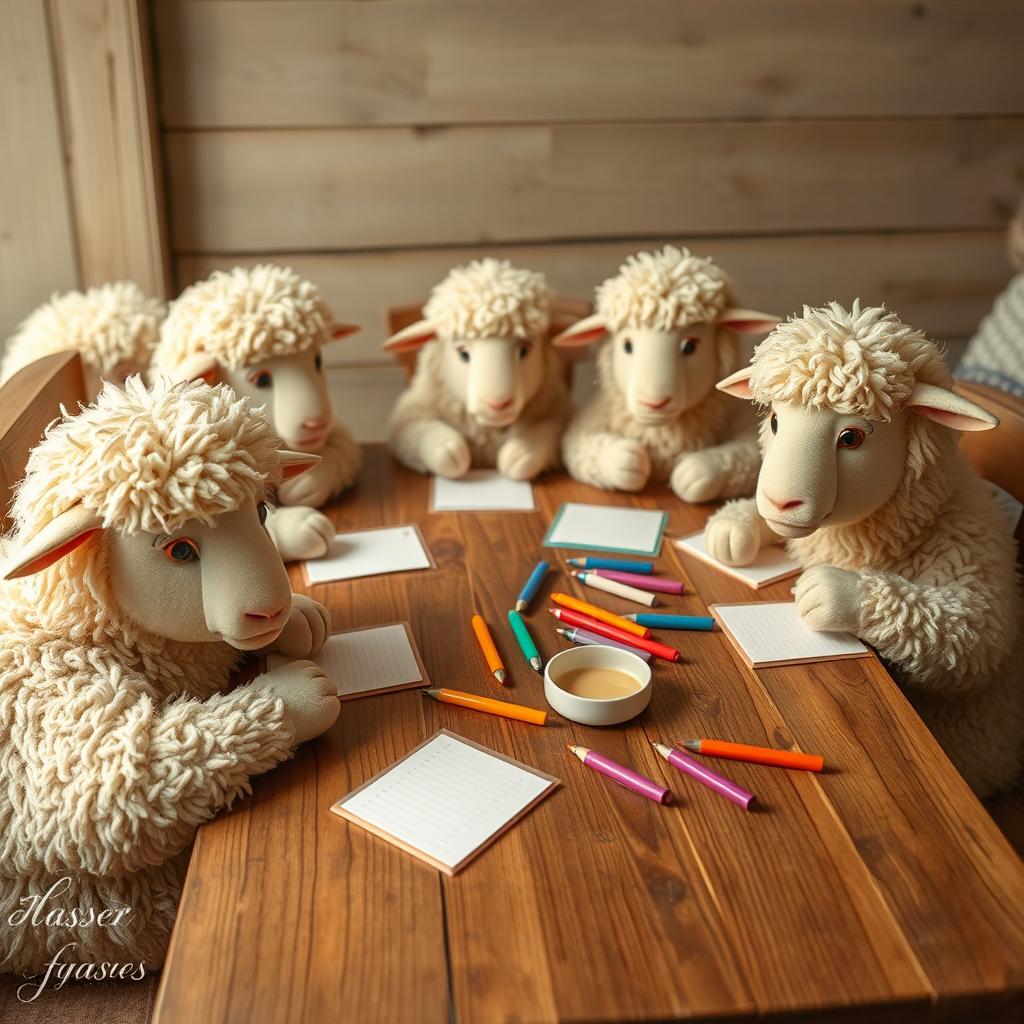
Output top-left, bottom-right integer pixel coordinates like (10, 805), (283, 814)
(544, 503), (667, 556)
(675, 530), (802, 589)
(305, 525), (433, 584)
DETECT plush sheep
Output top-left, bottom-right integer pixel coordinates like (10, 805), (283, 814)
(706, 301), (1022, 797)
(1, 282), (165, 399)
(153, 265), (361, 561)
(0, 377), (340, 975)
(383, 258), (570, 479)
(554, 246), (779, 500)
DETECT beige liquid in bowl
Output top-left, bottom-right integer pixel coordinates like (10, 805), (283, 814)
(555, 666), (642, 700)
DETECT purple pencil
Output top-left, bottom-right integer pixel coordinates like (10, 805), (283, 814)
(568, 745), (671, 804)
(555, 626), (653, 662)
(593, 569), (684, 595)
(651, 741), (755, 810)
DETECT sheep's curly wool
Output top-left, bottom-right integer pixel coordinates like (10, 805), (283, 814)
(596, 246), (732, 333)
(1, 282), (164, 382)
(0, 380), (296, 974)
(154, 264), (333, 372)
(423, 258), (551, 341)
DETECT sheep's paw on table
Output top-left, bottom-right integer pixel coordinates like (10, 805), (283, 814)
(704, 503), (764, 565)
(420, 423), (472, 478)
(670, 451), (728, 503)
(794, 565), (861, 633)
(270, 595), (331, 658)
(266, 505), (333, 561)
(497, 436), (548, 480)
(247, 661), (339, 744)
(277, 467), (334, 509)
(601, 437), (651, 491)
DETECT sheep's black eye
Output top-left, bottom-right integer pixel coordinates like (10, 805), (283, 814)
(837, 427), (865, 450)
(517, 342), (532, 360)
(249, 369), (273, 389)
(679, 336), (700, 356)
(623, 338), (633, 355)
(314, 352), (323, 372)
(163, 538), (199, 563)
(456, 346), (470, 363)
(257, 501), (269, 526)
(770, 413), (778, 435)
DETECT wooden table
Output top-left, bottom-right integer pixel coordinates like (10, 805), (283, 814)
(153, 447), (1024, 1024)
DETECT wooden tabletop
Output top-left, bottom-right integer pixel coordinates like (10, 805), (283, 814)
(153, 446), (1024, 1024)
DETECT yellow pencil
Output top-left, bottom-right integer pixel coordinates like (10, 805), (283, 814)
(471, 613), (506, 684)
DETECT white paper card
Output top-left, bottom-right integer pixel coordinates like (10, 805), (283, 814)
(337, 732), (554, 873)
(676, 530), (802, 589)
(432, 470), (535, 512)
(268, 624), (423, 698)
(713, 602), (869, 668)
(305, 525), (431, 584)
(544, 502), (667, 556)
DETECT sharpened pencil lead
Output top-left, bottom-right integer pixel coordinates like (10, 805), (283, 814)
(530, 657), (542, 672)
(515, 600), (526, 611)
(494, 669), (506, 684)
(679, 739), (701, 752)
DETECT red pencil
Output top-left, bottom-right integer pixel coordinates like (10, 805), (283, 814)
(548, 608), (680, 662)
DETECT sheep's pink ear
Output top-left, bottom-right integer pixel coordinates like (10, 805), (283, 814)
(2, 505), (103, 581)
(382, 319), (437, 354)
(716, 366), (756, 400)
(552, 313), (609, 348)
(169, 352), (219, 385)
(717, 308), (782, 334)
(278, 450), (323, 481)
(328, 323), (360, 341)
(906, 383), (998, 432)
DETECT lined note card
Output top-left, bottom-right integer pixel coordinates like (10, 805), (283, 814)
(543, 502), (667, 556)
(675, 530), (802, 589)
(332, 730), (559, 874)
(711, 602), (870, 669)
(267, 622), (427, 700)
(431, 470), (535, 512)
(305, 525), (432, 585)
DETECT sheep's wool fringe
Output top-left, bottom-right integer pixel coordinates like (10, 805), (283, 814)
(423, 258), (551, 341)
(596, 245), (732, 332)
(155, 264), (334, 372)
(12, 376), (281, 538)
(0, 282), (164, 382)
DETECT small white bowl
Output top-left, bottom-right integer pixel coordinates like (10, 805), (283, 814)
(544, 644), (652, 726)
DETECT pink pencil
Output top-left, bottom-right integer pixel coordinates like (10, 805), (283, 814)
(568, 745), (671, 804)
(593, 569), (684, 595)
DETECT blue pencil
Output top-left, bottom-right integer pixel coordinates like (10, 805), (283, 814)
(622, 613), (715, 631)
(515, 561), (550, 612)
(566, 557), (654, 574)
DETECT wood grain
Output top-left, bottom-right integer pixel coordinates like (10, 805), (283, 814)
(164, 119), (1024, 253)
(154, 447), (1024, 1023)
(153, 1), (1024, 128)
(177, 230), (1013, 369)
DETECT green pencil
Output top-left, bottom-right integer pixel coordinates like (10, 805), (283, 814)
(507, 609), (543, 672)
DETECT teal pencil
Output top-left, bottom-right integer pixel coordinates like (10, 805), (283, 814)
(507, 610), (543, 672)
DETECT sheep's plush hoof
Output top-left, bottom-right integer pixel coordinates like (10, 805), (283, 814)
(277, 469), (333, 509)
(422, 431), (471, 479)
(670, 453), (727, 503)
(266, 506), (333, 562)
(603, 438), (651, 491)
(705, 513), (762, 565)
(794, 565), (861, 632)
(497, 438), (547, 480)
(272, 594), (331, 658)
(249, 660), (339, 745)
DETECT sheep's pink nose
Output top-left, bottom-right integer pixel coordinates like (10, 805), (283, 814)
(486, 396), (515, 411)
(639, 395), (672, 410)
(302, 416), (329, 431)
(767, 495), (804, 512)
(245, 605), (285, 622)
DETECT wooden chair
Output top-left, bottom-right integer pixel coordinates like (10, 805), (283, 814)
(0, 350), (158, 1021)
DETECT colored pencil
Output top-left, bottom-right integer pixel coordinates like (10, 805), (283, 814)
(623, 613), (715, 631)
(422, 688), (547, 726)
(507, 609), (543, 671)
(571, 570), (657, 607)
(568, 745), (670, 804)
(651, 741), (755, 810)
(471, 613), (506, 684)
(515, 560), (550, 612)
(550, 592), (649, 638)
(679, 738), (824, 773)
(548, 608), (680, 662)
(555, 626), (653, 662)
(593, 569), (684, 595)
(567, 557), (654, 574)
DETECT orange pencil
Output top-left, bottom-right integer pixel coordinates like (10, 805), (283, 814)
(471, 613), (506, 684)
(678, 738), (824, 773)
(422, 688), (547, 726)
(550, 592), (650, 639)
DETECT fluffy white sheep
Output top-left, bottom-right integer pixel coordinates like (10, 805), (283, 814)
(0, 377), (340, 975)
(707, 301), (1022, 797)
(554, 246), (778, 500)
(1, 282), (165, 399)
(383, 258), (570, 480)
(153, 265), (362, 561)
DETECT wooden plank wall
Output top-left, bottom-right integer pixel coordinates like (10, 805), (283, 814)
(152, 0), (1024, 433)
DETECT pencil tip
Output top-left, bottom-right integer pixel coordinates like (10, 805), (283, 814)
(494, 669), (506, 684)
(515, 600), (526, 611)
(530, 657), (542, 671)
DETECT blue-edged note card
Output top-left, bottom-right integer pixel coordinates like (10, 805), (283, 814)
(543, 502), (668, 556)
